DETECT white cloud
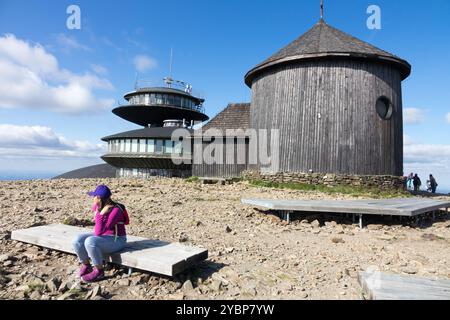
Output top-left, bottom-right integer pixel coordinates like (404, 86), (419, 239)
(404, 141), (450, 191)
(403, 134), (413, 146)
(133, 54), (157, 72)
(404, 108), (425, 124)
(0, 34), (114, 114)
(404, 143), (450, 164)
(91, 64), (108, 75)
(446, 113), (450, 124)
(56, 33), (91, 52)
(0, 124), (106, 159)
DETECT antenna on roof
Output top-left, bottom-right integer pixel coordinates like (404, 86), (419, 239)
(164, 48), (174, 88)
(320, 0), (324, 20)
(134, 72), (139, 90)
(169, 48), (173, 79)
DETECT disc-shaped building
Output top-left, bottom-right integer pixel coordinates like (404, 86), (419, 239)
(101, 83), (209, 178)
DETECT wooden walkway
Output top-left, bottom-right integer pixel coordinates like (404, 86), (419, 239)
(241, 198), (450, 228)
(359, 271), (450, 300)
(11, 224), (208, 277)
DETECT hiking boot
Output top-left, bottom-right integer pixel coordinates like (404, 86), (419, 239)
(81, 268), (105, 283)
(79, 264), (92, 277)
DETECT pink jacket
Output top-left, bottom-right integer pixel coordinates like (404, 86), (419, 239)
(92, 203), (127, 237)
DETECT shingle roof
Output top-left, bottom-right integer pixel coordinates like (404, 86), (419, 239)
(245, 19), (411, 86)
(200, 103), (251, 135)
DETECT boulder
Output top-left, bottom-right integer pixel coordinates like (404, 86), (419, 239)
(0, 254), (14, 263)
(182, 280), (194, 293)
(311, 220), (321, 228)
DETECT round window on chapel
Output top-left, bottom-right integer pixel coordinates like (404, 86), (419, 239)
(376, 96), (394, 120)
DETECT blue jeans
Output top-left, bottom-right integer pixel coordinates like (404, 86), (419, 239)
(72, 233), (127, 267)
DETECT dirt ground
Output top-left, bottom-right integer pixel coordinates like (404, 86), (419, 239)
(1, 178), (450, 300)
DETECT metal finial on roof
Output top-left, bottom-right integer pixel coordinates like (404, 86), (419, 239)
(320, 0), (324, 20)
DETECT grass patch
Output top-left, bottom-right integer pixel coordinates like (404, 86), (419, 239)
(248, 180), (411, 198)
(186, 176), (200, 183)
(24, 282), (46, 297)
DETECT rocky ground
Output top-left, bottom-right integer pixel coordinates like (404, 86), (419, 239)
(1, 178), (450, 300)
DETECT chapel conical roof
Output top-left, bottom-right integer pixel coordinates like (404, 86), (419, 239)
(245, 19), (411, 86)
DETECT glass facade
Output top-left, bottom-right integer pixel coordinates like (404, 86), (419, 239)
(131, 139), (139, 153)
(147, 139), (155, 153)
(117, 168), (191, 179)
(106, 138), (190, 156)
(127, 92), (203, 112)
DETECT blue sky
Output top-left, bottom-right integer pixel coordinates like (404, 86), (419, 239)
(0, 0), (449, 190)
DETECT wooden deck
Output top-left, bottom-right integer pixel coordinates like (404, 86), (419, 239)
(241, 198), (450, 228)
(11, 224), (208, 277)
(359, 271), (450, 300)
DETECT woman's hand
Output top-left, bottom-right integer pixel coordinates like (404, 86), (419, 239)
(100, 205), (113, 216)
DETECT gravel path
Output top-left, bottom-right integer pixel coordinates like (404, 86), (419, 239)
(1, 178), (449, 300)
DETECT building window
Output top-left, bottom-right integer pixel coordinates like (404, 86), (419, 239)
(156, 94), (163, 104)
(150, 94), (156, 104)
(155, 140), (164, 154)
(376, 96), (393, 120)
(168, 94), (175, 105)
(131, 139), (139, 153)
(147, 139), (155, 153)
(139, 139), (146, 153)
(165, 140), (174, 154)
(125, 139), (131, 153)
(174, 96), (181, 107)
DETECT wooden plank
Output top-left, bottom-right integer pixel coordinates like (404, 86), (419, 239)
(11, 224), (208, 277)
(241, 198), (450, 217)
(359, 272), (450, 300)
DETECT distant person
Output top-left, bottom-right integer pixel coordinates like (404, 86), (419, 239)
(413, 174), (421, 192)
(429, 174), (438, 194)
(72, 185), (129, 283)
(407, 172), (414, 190)
(426, 180), (432, 192)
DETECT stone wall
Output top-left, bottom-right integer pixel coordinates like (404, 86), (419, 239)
(242, 170), (406, 191)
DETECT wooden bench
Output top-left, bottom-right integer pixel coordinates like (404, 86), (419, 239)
(359, 271), (450, 300)
(242, 198), (450, 228)
(11, 224), (208, 277)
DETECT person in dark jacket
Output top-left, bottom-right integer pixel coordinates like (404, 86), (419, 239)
(413, 174), (421, 191)
(429, 174), (438, 194)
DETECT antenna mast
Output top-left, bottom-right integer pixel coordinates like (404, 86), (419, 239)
(134, 72), (139, 90)
(320, 0), (324, 20)
(169, 48), (173, 79)
(165, 48), (174, 88)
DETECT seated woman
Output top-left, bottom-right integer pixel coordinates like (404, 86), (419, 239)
(72, 185), (129, 283)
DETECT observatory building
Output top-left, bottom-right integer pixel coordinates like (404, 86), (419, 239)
(101, 79), (209, 178)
